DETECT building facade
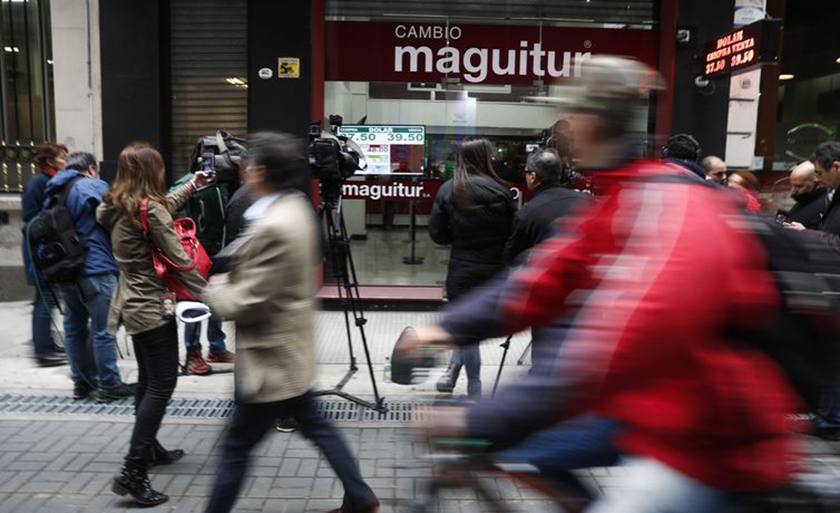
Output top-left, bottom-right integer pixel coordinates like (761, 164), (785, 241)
(0, 0), (835, 299)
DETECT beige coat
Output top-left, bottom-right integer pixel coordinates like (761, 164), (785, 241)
(96, 184), (206, 335)
(204, 192), (319, 403)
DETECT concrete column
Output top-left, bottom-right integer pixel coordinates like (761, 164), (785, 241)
(49, 0), (103, 162)
(724, 0), (766, 168)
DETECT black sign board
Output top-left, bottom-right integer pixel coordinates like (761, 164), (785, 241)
(702, 19), (781, 79)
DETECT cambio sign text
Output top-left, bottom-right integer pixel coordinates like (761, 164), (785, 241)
(325, 21), (658, 86)
(394, 24), (591, 83)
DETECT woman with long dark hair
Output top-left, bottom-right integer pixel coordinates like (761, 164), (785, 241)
(428, 138), (516, 396)
(97, 143), (209, 506)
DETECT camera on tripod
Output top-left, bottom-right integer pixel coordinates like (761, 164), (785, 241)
(309, 115), (367, 204)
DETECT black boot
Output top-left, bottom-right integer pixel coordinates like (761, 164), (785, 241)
(112, 462), (168, 506)
(436, 362), (462, 393)
(147, 440), (185, 467)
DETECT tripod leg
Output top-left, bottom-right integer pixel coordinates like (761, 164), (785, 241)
(516, 340), (532, 366)
(492, 335), (513, 398)
(338, 212), (385, 409)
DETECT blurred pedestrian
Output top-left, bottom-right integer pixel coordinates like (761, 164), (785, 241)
(429, 137), (517, 396)
(786, 161), (827, 229)
(98, 143), (209, 506)
(45, 152), (133, 401)
(22, 142), (68, 367)
(202, 132), (378, 513)
(700, 155), (728, 185)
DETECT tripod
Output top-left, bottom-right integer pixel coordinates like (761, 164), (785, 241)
(314, 195), (387, 413)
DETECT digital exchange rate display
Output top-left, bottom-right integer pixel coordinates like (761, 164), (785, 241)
(337, 125), (425, 175)
(702, 19), (781, 79)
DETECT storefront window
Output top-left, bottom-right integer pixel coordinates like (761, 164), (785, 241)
(324, 2), (657, 289)
(771, 2), (839, 172)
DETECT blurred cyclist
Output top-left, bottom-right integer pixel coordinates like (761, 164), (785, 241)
(404, 56), (801, 513)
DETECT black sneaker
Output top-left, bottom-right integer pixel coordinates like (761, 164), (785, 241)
(73, 381), (95, 400)
(35, 353), (67, 368)
(96, 383), (136, 403)
(276, 417), (298, 433)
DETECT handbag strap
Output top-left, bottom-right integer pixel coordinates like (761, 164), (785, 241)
(139, 197), (197, 273)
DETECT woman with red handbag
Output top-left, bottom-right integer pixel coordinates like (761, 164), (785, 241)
(97, 143), (211, 506)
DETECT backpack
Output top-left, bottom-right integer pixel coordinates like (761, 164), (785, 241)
(25, 176), (88, 283)
(170, 174), (229, 257)
(651, 171), (840, 409)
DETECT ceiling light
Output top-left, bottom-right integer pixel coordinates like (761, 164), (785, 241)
(836, 57), (840, 64)
(3, 46), (20, 53)
(779, 74), (795, 81)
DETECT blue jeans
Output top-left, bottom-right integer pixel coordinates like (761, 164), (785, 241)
(497, 415), (620, 499)
(451, 345), (482, 396)
(32, 285), (58, 357)
(59, 274), (122, 388)
(815, 376), (840, 429)
(183, 315), (227, 355)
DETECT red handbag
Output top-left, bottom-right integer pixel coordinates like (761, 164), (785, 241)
(139, 197), (212, 301)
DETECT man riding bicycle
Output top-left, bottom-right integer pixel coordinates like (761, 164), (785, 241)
(404, 56), (803, 513)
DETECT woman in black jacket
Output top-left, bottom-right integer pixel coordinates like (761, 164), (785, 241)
(428, 138), (516, 396)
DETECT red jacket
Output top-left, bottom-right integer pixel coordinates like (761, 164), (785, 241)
(442, 162), (801, 492)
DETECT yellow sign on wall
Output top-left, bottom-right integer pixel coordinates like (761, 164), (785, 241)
(278, 57), (300, 78)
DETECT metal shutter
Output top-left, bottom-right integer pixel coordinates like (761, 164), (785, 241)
(169, 0), (247, 179)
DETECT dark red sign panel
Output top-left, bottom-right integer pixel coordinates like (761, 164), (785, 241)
(702, 19), (782, 79)
(326, 21), (659, 86)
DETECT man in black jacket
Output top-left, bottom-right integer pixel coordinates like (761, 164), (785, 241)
(786, 142), (840, 439)
(504, 148), (591, 264)
(786, 160), (827, 229)
(787, 143), (840, 238)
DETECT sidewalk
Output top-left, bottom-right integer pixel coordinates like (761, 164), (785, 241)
(0, 301), (531, 399)
(3, 301), (840, 512)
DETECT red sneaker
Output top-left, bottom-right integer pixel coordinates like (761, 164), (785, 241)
(184, 351), (212, 375)
(207, 350), (235, 364)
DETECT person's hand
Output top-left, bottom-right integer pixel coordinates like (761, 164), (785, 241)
(416, 405), (469, 438)
(396, 325), (455, 359)
(209, 273), (229, 285)
(191, 171), (215, 190)
(784, 221), (806, 231)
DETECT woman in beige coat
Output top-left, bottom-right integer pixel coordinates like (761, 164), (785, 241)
(97, 143), (208, 506)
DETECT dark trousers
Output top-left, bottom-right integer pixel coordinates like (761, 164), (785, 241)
(32, 285), (58, 357)
(126, 321), (179, 465)
(205, 391), (376, 513)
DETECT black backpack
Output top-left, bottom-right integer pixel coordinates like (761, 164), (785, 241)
(25, 176), (88, 283)
(651, 172), (840, 409)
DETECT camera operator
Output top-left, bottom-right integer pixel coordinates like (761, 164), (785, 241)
(504, 148), (592, 265)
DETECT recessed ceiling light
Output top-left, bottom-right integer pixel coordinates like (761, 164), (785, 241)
(779, 74), (795, 81)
